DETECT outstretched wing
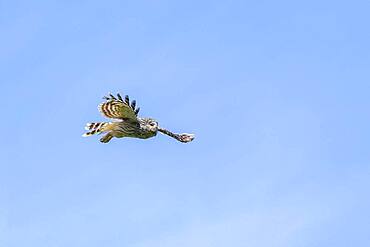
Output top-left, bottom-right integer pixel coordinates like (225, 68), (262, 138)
(98, 93), (140, 122)
(158, 127), (195, 143)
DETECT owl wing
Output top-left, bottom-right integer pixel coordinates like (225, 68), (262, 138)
(98, 93), (140, 122)
(158, 127), (195, 143)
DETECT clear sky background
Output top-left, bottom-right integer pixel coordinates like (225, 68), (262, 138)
(1, 0), (370, 246)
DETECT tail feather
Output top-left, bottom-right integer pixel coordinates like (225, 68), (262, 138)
(84, 122), (100, 130)
(82, 122), (109, 137)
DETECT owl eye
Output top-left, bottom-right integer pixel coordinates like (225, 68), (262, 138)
(150, 122), (156, 126)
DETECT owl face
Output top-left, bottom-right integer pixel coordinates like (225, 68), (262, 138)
(140, 118), (159, 133)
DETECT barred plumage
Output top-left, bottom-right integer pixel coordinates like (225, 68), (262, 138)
(83, 92), (195, 143)
(82, 122), (110, 136)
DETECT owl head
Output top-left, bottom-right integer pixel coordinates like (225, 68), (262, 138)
(140, 118), (159, 133)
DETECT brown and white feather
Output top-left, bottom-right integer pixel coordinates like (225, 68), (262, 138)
(98, 93), (139, 122)
(82, 122), (111, 137)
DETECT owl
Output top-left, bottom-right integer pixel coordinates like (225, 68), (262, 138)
(82, 93), (195, 143)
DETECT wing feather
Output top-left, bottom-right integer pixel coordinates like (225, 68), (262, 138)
(98, 93), (140, 121)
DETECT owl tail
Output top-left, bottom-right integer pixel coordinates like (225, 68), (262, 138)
(82, 122), (110, 137)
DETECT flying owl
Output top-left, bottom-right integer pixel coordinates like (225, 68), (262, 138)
(82, 93), (195, 143)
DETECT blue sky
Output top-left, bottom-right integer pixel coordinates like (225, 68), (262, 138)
(1, 0), (370, 246)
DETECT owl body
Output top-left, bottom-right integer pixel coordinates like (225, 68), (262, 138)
(83, 93), (194, 144)
(110, 118), (158, 139)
